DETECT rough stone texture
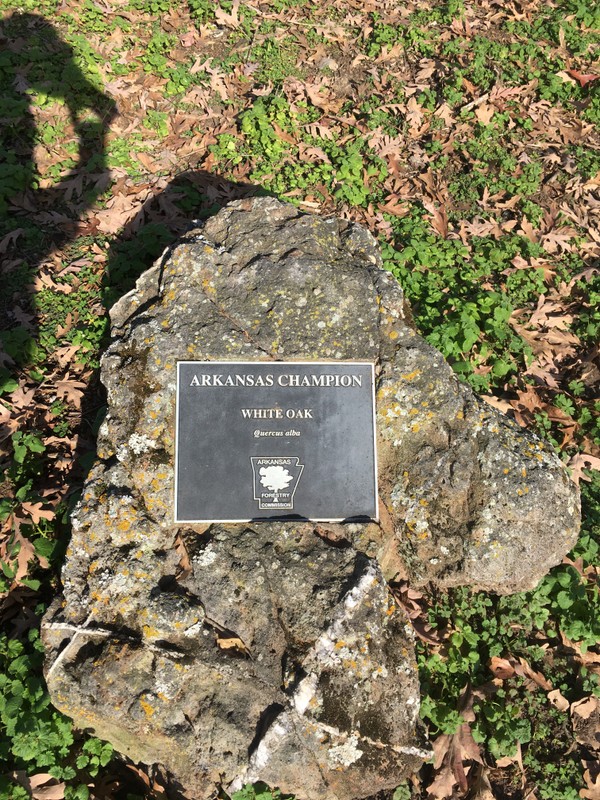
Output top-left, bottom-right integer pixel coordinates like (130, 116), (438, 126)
(43, 197), (580, 798)
(44, 526), (426, 799)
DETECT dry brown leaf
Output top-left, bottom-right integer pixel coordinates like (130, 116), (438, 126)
(547, 688), (570, 712)
(495, 754), (515, 767)
(581, 761), (600, 800)
(54, 344), (82, 368)
(271, 122), (297, 145)
(480, 395), (513, 414)
(546, 405), (579, 448)
(179, 29), (198, 47)
(215, 0), (240, 29)
(252, 82), (275, 97)
(0, 228), (24, 253)
(0, 406), (18, 445)
(411, 619), (443, 645)
(369, 131), (404, 157)
(33, 783), (67, 800)
(489, 655), (551, 691)
(7, 525), (37, 584)
(450, 16), (472, 36)
(518, 217), (538, 242)
(560, 631), (600, 675)
(125, 763), (167, 795)
(378, 195), (409, 217)
(20, 502), (55, 525)
(406, 95), (427, 137)
(28, 775), (58, 789)
(567, 453), (600, 486)
(137, 152), (162, 173)
(421, 197), (448, 237)
(572, 697), (599, 721)
(55, 312), (75, 338)
(432, 733), (452, 771)
(298, 143), (331, 164)
(567, 70), (600, 88)
(416, 59), (436, 81)
(9, 773), (66, 800)
(517, 656), (552, 691)
(427, 754), (457, 799)
(428, 685), (484, 798)
(456, 720), (483, 762)
(561, 555), (596, 580)
(303, 82), (344, 114)
(374, 42), (404, 62)
(447, 724), (482, 794)
(510, 255), (557, 284)
(30, 271), (72, 295)
(216, 634), (251, 656)
(470, 764), (497, 799)
(564, 266), (600, 293)
(393, 583), (424, 616)
(303, 122), (334, 140)
(207, 69), (229, 102)
(189, 56), (211, 76)
(528, 296), (573, 329)
(174, 532), (193, 580)
(495, 741), (525, 788)
(8, 384), (35, 411)
(490, 656), (516, 680)
(55, 378), (87, 408)
(94, 189), (151, 235)
(540, 226), (579, 253)
(475, 103), (495, 124)
(434, 102), (455, 126)
(490, 83), (532, 104)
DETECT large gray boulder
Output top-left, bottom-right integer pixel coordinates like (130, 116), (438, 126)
(43, 197), (580, 799)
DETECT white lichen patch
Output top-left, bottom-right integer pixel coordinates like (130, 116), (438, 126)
(128, 433), (156, 455)
(292, 674), (319, 715)
(371, 665), (389, 680)
(183, 620), (204, 638)
(107, 494), (134, 517)
(193, 545), (217, 567)
(327, 734), (363, 768)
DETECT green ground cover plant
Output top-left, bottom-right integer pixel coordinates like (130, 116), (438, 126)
(0, 0), (598, 797)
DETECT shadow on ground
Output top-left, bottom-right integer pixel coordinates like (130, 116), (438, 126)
(0, 13), (272, 797)
(0, 11), (115, 328)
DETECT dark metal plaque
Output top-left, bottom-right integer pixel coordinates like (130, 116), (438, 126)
(175, 361), (378, 522)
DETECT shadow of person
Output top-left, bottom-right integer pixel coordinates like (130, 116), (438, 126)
(0, 11), (116, 337)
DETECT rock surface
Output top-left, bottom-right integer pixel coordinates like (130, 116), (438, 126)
(43, 197), (580, 798)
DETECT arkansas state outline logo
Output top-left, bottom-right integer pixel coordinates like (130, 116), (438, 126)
(250, 456), (304, 511)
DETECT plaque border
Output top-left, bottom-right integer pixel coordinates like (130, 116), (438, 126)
(174, 360), (379, 524)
